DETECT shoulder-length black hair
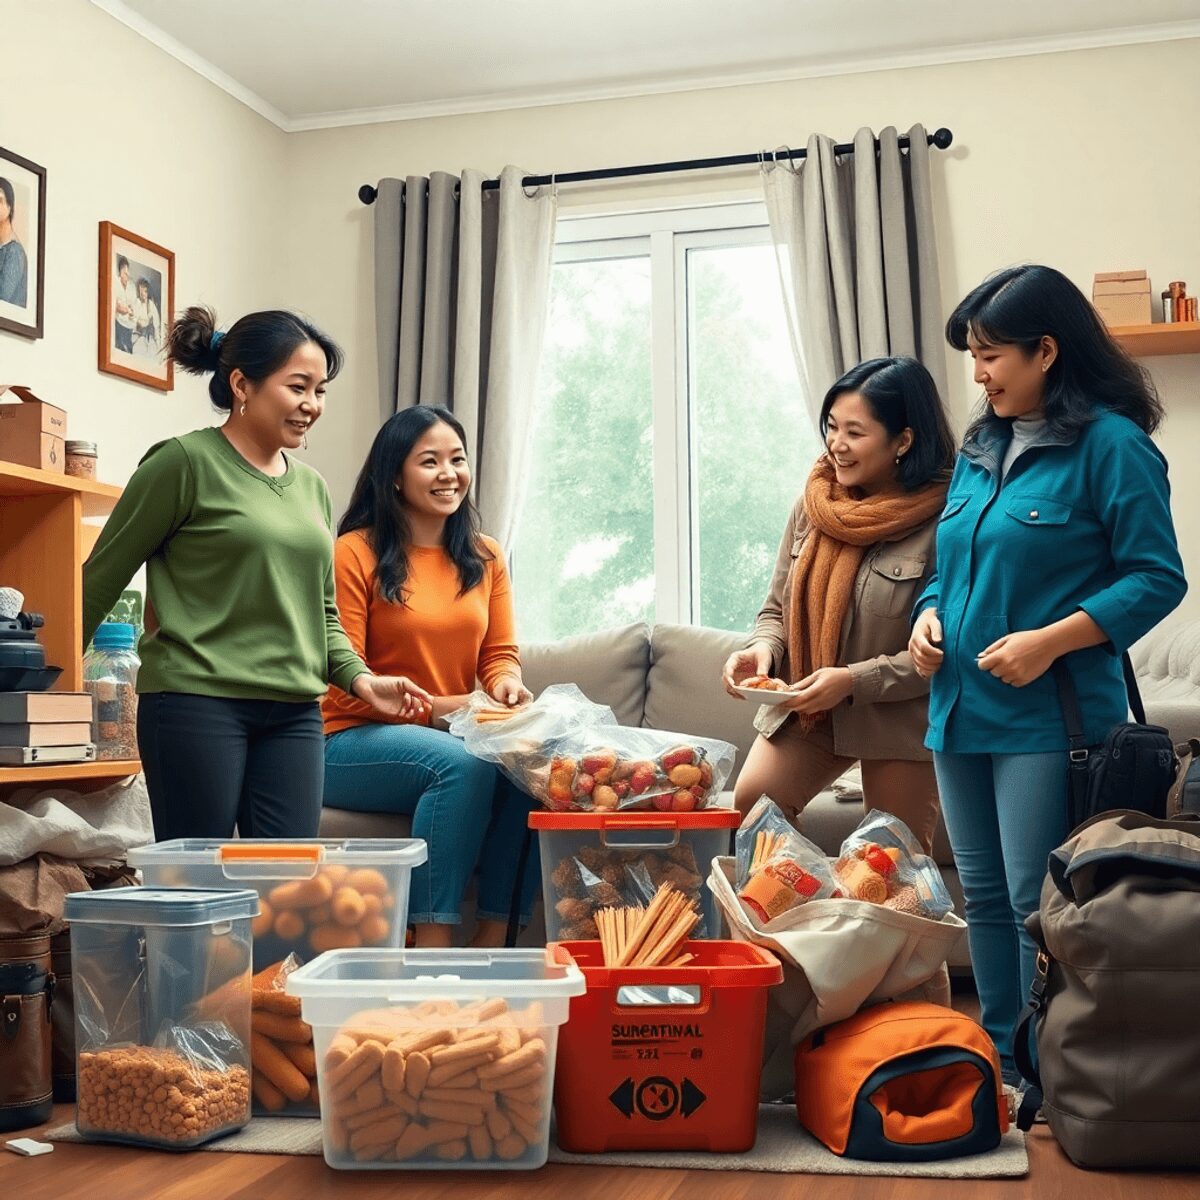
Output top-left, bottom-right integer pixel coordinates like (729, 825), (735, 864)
(819, 356), (956, 490)
(339, 405), (490, 604)
(167, 304), (343, 413)
(947, 264), (1162, 441)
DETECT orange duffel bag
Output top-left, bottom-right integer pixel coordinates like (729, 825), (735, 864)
(794, 1001), (1007, 1161)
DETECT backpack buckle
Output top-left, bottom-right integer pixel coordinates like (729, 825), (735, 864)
(1069, 749), (1089, 763)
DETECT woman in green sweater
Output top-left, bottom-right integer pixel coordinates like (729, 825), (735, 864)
(83, 305), (432, 840)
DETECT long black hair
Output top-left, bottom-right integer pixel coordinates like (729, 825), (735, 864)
(819, 356), (956, 490)
(167, 305), (343, 412)
(947, 265), (1162, 442)
(339, 406), (490, 604)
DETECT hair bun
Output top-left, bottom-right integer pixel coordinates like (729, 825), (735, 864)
(167, 304), (222, 374)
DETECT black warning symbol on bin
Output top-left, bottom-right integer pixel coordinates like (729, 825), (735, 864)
(610, 1077), (708, 1120)
(636, 1077), (679, 1120)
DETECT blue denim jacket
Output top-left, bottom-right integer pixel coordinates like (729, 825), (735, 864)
(915, 410), (1187, 753)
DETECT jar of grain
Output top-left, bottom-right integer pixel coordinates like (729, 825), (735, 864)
(65, 440), (98, 480)
(84, 622), (139, 760)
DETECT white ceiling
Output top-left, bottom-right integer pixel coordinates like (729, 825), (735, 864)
(93, 0), (1200, 131)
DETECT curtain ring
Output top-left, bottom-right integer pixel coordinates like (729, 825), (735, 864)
(777, 145), (801, 175)
(759, 149), (775, 176)
(550, 172), (558, 200)
(522, 174), (541, 199)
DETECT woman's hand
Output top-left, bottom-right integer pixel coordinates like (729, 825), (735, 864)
(909, 608), (944, 678)
(489, 675), (533, 708)
(722, 643), (774, 698)
(977, 629), (1058, 688)
(780, 667), (854, 714)
(351, 673), (433, 720)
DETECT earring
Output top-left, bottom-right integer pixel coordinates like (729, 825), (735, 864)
(895, 454), (903, 465)
(239, 400), (246, 416)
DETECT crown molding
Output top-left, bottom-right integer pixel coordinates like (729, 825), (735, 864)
(89, 0), (291, 130)
(89, 4), (1200, 135)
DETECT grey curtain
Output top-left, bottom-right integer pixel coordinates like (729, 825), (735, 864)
(763, 124), (947, 429)
(373, 164), (556, 551)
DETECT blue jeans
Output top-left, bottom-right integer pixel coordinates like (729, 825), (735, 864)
(323, 722), (540, 926)
(933, 750), (1069, 1072)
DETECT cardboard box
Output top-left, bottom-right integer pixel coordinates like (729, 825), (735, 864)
(0, 386), (67, 472)
(1092, 271), (1151, 327)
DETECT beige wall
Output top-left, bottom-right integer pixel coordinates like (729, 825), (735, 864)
(3, 0), (288, 491)
(6, 13), (1197, 619)
(284, 37), (1200, 618)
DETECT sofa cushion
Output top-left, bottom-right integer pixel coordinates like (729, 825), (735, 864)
(644, 624), (757, 775)
(520, 622), (649, 729)
(1132, 617), (1200, 745)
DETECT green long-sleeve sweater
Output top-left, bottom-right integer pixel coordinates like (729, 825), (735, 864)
(83, 427), (368, 702)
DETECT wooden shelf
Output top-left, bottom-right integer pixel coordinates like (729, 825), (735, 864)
(1109, 321), (1200, 357)
(0, 758), (140, 785)
(0, 459), (123, 518)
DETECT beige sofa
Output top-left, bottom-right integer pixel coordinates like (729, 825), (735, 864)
(320, 617), (1200, 968)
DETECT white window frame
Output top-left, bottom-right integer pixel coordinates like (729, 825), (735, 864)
(550, 201), (782, 625)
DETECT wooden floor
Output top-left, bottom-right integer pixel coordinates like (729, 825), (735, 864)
(3, 1104), (1197, 1199)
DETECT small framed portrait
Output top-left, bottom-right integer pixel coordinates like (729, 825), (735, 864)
(98, 221), (174, 391)
(0, 146), (47, 340)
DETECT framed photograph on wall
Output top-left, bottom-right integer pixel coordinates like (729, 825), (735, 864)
(0, 146), (47, 340)
(98, 221), (174, 391)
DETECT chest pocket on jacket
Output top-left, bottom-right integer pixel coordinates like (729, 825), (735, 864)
(864, 554), (927, 620)
(1003, 497), (1071, 528)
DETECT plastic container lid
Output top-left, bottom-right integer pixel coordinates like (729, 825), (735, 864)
(286, 947), (585, 1004)
(529, 807), (741, 831)
(63, 886), (260, 927)
(92, 622), (136, 651)
(129, 838), (427, 880)
(550, 939), (783, 988)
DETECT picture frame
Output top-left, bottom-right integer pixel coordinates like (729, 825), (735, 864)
(0, 146), (47, 340)
(98, 221), (174, 391)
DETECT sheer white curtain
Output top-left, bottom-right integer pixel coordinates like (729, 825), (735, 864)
(372, 165), (556, 551)
(764, 125), (947, 429)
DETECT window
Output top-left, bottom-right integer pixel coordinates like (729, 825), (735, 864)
(512, 204), (821, 643)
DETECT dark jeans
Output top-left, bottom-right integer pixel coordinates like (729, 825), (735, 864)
(137, 692), (325, 840)
(114, 320), (133, 353)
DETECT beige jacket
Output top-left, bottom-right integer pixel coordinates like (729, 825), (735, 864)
(749, 496), (937, 761)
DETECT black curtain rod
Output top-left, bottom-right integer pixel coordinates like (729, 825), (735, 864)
(357, 127), (953, 205)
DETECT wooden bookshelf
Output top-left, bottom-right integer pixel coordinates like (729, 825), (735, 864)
(0, 460), (139, 789)
(1109, 321), (1200, 357)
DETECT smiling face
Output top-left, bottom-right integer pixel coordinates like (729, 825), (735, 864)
(967, 330), (1056, 419)
(824, 390), (912, 496)
(398, 421), (470, 521)
(233, 340), (328, 451)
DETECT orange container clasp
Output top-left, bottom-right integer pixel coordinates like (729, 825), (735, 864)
(217, 843), (325, 881)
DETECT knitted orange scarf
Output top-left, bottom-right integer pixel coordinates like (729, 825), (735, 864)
(787, 457), (947, 719)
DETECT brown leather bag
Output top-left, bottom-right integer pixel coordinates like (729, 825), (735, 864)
(0, 932), (54, 1132)
(1015, 810), (1200, 1168)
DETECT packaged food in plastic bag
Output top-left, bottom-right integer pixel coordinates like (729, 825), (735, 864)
(833, 809), (953, 920)
(448, 683), (736, 812)
(734, 796), (841, 923)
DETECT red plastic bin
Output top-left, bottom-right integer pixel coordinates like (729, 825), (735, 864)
(550, 940), (782, 1153)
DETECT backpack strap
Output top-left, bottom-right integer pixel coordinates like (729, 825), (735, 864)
(1012, 948), (1052, 1131)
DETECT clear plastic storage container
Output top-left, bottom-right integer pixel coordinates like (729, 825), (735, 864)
(63, 886), (259, 1149)
(286, 947), (585, 1170)
(129, 839), (426, 1119)
(83, 621), (139, 760)
(529, 808), (740, 942)
(129, 839), (427, 969)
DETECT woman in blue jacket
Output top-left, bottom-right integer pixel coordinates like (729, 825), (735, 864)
(909, 264), (1186, 1082)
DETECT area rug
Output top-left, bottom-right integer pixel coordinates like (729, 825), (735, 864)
(46, 1107), (1027, 1177)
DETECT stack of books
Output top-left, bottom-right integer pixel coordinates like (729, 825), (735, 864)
(0, 691), (96, 765)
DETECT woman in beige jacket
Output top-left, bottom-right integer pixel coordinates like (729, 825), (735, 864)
(723, 357), (955, 853)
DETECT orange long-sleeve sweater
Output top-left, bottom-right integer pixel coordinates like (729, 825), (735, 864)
(321, 530), (521, 735)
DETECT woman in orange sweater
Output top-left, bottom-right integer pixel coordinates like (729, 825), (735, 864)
(322, 406), (537, 948)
